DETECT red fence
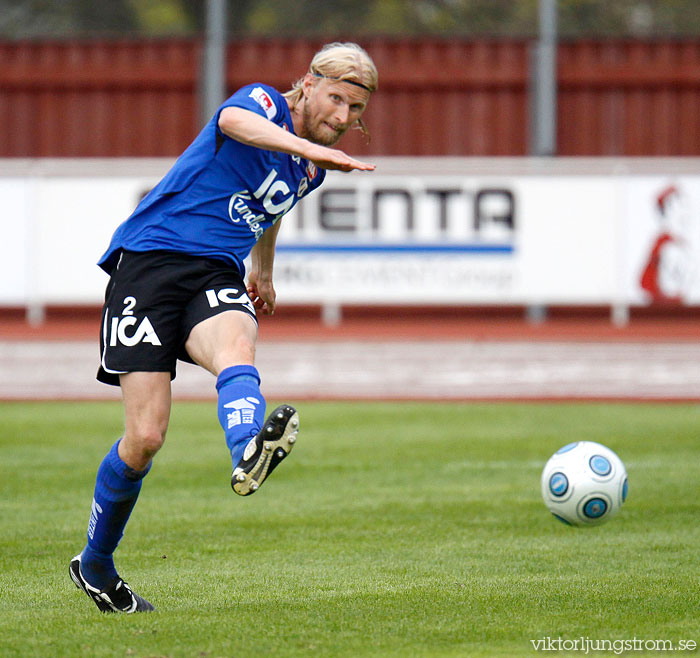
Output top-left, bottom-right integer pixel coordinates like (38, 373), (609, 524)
(558, 40), (700, 155)
(1, 38), (699, 157)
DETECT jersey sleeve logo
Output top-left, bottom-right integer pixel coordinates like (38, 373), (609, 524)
(249, 87), (277, 120)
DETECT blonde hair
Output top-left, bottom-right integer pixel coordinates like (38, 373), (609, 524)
(284, 42), (378, 139)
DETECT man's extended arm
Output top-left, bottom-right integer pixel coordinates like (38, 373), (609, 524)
(218, 107), (374, 172)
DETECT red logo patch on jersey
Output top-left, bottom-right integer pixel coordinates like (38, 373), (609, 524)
(306, 162), (317, 180)
(248, 87), (277, 120)
(258, 92), (272, 111)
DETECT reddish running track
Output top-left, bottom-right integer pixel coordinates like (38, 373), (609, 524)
(1, 307), (698, 401)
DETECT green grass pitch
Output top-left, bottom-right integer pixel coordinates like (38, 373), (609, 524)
(1, 401), (698, 657)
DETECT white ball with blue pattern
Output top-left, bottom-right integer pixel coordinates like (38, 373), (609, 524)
(541, 441), (628, 526)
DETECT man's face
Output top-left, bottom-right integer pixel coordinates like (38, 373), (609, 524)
(300, 76), (370, 146)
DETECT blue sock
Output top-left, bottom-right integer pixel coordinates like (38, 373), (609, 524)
(216, 365), (266, 465)
(80, 439), (150, 590)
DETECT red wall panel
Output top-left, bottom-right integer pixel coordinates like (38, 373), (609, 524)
(1, 38), (698, 157)
(0, 40), (198, 157)
(557, 40), (700, 155)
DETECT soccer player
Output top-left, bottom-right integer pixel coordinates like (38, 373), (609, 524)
(69, 42), (378, 613)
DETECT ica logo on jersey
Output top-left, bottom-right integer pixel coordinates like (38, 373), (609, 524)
(109, 296), (162, 347)
(228, 167), (310, 239)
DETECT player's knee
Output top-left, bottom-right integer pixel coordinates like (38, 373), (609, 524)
(126, 423), (167, 460)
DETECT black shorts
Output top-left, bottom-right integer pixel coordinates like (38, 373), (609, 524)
(97, 250), (257, 386)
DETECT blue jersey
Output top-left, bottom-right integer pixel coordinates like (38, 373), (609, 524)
(98, 83), (325, 275)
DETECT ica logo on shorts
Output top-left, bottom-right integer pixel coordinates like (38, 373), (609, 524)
(109, 296), (162, 347)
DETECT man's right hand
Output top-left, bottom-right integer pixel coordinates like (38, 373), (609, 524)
(304, 143), (375, 172)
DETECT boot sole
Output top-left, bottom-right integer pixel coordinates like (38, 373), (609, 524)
(231, 405), (299, 496)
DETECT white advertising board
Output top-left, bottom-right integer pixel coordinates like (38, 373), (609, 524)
(0, 158), (698, 309)
(273, 174), (619, 304)
(622, 177), (700, 305)
(0, 179), (31, 304)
